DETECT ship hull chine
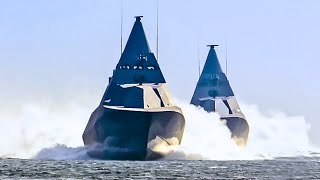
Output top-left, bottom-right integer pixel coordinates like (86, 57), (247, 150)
(83, 106), (185, 161)
(222, 116), (249, 146)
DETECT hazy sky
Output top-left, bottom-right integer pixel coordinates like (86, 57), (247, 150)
(0, 0), (319, 144)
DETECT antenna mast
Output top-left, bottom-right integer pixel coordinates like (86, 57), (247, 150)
(226, 40), (228, 77)
(156, 0), (159, 60)
(198, 41), (200, 77)
(120, 0), (123, 54)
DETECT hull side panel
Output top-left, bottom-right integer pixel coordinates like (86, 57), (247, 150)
(223, 117), (249, 146)
(83, 106), (185, 160)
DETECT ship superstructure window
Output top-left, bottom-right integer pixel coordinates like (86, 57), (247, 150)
(119, 65), (130, 69)
(133, 65), (143, 70)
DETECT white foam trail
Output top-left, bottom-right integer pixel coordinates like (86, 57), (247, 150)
(165, 102), (239, 160)
(33, 145), (90, 160)
(0, 100), (318, 160)
(242, 103), (317, 157)
(166, 101), (319, 160)
(0, 102), (89, 159)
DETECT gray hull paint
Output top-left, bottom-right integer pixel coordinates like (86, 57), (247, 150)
(83, 106), (185, 160)
(223, 117), (249, 146)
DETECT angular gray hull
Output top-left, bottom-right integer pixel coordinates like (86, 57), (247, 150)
(83, 106), (185, 160)
(223, 116), (249, 146)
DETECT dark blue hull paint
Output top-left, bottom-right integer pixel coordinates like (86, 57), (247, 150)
(83, 106), (185, 160)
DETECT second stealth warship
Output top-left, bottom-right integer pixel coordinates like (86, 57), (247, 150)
(190, 45), (249, 146)
(82, 16), (185, 160)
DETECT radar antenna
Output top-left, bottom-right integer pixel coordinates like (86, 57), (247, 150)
(198, 41), (200, 78)
(156, 0), (159, 60)
(226, 40), (228, 77)
(120, 0), (123, 54)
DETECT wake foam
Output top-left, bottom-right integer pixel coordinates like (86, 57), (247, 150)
(33, 145), (90, 160)
(166, 102), (319, 160)
(0, 100), (318, 160)
(0, 102), (89, 159)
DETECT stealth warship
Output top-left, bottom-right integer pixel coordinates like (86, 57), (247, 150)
(190, 45), (249, 146)
(82, 16), (185, 160)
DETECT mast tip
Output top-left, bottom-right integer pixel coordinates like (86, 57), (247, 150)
(135, 16), (143, 21)
(207, 44), (219, 48)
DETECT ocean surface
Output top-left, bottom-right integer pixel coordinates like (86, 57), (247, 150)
(1, 157), (319, 179)
(1, 102), (320, 179)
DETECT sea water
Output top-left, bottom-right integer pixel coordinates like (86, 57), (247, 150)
(1, 157), (320, 179)
(0, 101), (319, 179)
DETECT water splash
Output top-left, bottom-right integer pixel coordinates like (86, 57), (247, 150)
(34, 145), (90, 160)
(0, 100), (318, 160)
(167, 102), (318, 160)
(0, 102), (89, 159)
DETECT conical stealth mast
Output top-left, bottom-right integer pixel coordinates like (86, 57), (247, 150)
(111, 16), (165, 85)
(191, 45), (234, 112)
(190, 45), (249, 146)
(100, 16), (167, 107)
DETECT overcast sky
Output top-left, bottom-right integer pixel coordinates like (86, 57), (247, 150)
(1, 0), (319, 144)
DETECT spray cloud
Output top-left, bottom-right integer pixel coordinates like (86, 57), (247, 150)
(0, 99), (317, 160)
